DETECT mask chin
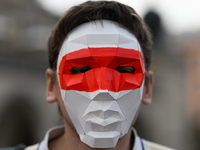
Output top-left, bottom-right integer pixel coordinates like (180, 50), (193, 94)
(80, 130), (121, 148)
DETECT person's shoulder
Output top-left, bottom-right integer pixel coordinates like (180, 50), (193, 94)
(142, 139), (176, 150)
(25, 144), (39, 150)
(0, 144), (27, 150)
(0, 144), (39, 150)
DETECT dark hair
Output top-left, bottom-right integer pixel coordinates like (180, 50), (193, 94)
(48, 1), (152, 83)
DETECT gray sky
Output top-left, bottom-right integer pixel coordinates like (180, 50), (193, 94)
(37, 0), (200, 35)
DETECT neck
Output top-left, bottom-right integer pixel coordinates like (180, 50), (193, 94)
(49, 122), (134, 150)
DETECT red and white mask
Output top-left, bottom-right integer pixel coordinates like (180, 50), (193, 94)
(57, 20), (145, 148)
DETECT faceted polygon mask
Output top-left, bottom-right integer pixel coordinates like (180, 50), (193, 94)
(57, 20), (145, 148)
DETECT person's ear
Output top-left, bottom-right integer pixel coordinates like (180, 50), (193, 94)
(46, 68), (57, 103)
(142, 70), (154, 105)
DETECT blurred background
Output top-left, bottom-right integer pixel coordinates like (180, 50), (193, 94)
(0, 0), (200, 149)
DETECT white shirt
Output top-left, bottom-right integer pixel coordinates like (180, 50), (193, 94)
(38, 126), (145, 150)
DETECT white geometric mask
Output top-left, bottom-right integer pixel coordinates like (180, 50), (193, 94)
(57, 20), (145, 148)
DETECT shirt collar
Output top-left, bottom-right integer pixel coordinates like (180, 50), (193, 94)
(38, 125), (64, 150)
(38, 126), (144, 150)
(132, 128), (144, 150)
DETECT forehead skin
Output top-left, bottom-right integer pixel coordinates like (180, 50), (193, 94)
(57, 20), (143, 65)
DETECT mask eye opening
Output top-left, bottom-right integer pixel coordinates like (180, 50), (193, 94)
(70, 66), (92, 75)
(115, 66), (135, 74)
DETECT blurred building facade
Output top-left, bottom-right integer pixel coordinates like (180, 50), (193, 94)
(0, 0), (60, 146)
(182, 37), (200, 149)
(134, 11), (199, 150)
(183, 38), (200, 123)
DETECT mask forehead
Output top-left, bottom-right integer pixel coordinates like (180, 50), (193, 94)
(57, 20), (143, 67)
(57, 20), (145, 93)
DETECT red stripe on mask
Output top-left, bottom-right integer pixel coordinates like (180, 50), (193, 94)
(58, 47), (145, 92)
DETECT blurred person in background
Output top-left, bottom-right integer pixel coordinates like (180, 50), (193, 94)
(0, 1), (175, 150)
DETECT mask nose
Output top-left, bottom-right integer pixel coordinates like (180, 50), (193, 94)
(94, 67), (113, 91)
(92, 91), (115, 100)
